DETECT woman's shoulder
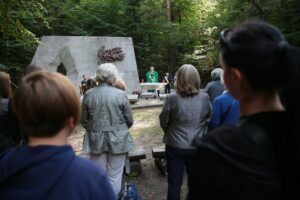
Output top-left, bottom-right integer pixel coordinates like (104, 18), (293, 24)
(194, 91), (210, 102)
(165, 93), (180, 102)
(166, 93), (177, 98)
(198, 91), (209, 98)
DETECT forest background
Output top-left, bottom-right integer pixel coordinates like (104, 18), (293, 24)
(1, 0), (300, 85)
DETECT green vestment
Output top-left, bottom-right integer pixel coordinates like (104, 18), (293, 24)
(145, 71), (159, 83)
(145, 71), (159, 92)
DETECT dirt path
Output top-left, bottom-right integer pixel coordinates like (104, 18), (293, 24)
(68, 107), (188, 200)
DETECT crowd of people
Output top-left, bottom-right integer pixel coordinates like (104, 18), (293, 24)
(0, 21), (300, 200)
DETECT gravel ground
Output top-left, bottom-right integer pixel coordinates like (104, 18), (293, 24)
(68, 107), (188, 200)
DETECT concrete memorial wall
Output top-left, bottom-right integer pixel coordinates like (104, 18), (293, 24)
(31, 36), (140, 93)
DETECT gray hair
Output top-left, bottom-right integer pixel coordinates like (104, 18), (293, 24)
(96, 63), (119, 85)
(211, 68), (223, 81)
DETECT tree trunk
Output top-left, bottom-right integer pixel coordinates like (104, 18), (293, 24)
(250, 0), (267, 20)
(166, 0), (172, 73)
(167, 0), (172, 28)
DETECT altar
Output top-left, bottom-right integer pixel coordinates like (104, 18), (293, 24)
(140, 82), (167, 97)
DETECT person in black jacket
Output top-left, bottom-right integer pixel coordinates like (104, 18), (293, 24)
(0, 72), (20, 153)
(188, 21), (300, 200)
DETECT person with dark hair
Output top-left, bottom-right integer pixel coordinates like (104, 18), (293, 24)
(0, 72), (21, 153)
(80, 78), (97, 102)
(83, 78), (97, 95)
(160, 64), (211, 200)
(203, 67), (225, 102)
(86, 78), (97, 89)
(164, 72), (173, 94)
(80, 75), (87, 94)
(188, 21), (300, 200)
(0, 71), (116, 200)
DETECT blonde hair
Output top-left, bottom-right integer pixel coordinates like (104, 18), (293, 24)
(114, 79), (126, 91)
(13, 71), (80, 137)
(175, 64), (201, 96)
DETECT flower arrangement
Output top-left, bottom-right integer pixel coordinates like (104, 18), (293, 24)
(132, 90), (141, 98)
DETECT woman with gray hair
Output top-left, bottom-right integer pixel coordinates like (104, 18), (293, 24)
(159, 64), (211, 200)
(81, 63), (134, 196)
(203, 67), (225, 102)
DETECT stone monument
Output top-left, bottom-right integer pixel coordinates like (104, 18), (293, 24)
(31, 36), (140, 93)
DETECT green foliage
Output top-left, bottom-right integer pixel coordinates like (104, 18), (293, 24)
(1, 0), (300, 80)
(0, 0), (48, 44)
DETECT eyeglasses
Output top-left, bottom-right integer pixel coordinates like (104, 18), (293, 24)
(220, 29), (231, 50)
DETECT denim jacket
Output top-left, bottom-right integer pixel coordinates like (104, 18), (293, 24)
(81, 84), (134, 154)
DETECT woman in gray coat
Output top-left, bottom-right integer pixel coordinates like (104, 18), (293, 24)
(159, 64), (211, 200)
(81, 63), (133, 196)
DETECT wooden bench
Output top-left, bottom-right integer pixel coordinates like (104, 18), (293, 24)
(152, 146), (165, 158)
(129, 146), (146, 161)
(125, 146), (146, 176)
(151, 146), (167, 176)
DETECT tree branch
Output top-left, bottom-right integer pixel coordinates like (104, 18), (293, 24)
(250, 0), (266, 20)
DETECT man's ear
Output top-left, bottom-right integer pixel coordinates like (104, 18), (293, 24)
(230, 68), (243, 84)
(232, 68), (251, 92)
(224, 67), (244, 99)
(229, 67), (252, 99)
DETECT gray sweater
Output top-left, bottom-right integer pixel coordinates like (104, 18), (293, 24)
(159, 92), (212, 149)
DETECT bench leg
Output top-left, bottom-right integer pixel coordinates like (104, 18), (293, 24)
(125, 160), (143, 177)
(154, 158), (167, 176)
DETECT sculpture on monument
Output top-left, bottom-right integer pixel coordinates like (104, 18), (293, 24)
(97, 46), (125, 64)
